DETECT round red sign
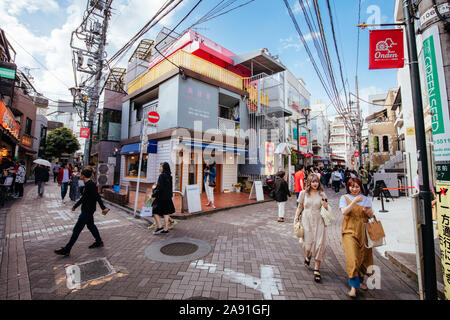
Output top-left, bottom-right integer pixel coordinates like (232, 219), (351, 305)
(147, 111), (160, 123)
(354, 152), (359, 158)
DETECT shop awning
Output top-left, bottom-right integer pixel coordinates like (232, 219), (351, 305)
(274, 143), (291, 155)
(120, 141), (157, 155)
(180, 141), (247, 154)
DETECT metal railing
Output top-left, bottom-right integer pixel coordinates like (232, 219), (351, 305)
(128, 50), (244, 94)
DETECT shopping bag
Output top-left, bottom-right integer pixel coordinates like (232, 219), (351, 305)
(140, 198), (153, 217)
(320, 204), (335, 227)
(294, 216), (304, 239)
(364, 216), (386, 248)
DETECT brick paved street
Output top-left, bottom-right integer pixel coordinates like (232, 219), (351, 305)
(0, 182), (419, 300)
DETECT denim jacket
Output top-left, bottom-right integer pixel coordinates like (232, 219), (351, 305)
(203, 166), (216, 184)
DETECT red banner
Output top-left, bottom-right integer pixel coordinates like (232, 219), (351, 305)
(80, 128), (90, 138)
(300, 137), (307, 146)
(369, 29), (404, 70)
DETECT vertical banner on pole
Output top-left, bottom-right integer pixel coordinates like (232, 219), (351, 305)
(265, 142), (275, 176)
(422, 25), (450, 168)
(369, 29), (405, 69)
(436, 182), (450, 300)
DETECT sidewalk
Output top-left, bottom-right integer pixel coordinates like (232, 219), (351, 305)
(106, 188), (272, 217)
(0, 182), (419, 300)
(371, 195), (445, 298)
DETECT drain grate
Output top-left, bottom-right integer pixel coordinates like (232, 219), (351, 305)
(78, 259), (112, 282)
(65, 257), (116, 287)
(160, 243), (199, 256)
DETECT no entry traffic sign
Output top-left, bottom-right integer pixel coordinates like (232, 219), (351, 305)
(147, 111), (160, 124)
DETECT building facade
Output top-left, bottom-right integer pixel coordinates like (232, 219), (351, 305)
(120, 30), (286, 195)
(329, 115), (352, 168)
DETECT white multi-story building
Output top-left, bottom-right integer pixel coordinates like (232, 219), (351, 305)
(329, 115), (353, 168)
(310, 100), (329, 166)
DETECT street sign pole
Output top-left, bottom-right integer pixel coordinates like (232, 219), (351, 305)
(403, 0), (437, 300)
(133, 120), (148, 218)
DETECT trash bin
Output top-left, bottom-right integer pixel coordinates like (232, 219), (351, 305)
(113, 185), (120, 194)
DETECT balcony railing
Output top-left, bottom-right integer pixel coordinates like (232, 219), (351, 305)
(128, 50), (269, 110)
(218, 117), (237, 136)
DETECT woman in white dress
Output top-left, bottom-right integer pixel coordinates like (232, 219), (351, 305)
(293, 173), (329, 282)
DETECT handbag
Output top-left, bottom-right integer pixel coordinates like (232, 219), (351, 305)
(320, 203), (335, 227)
(364, 216), (386, 248)
(208, 180), (216, 188)
(294, 215), (304, 239)
(140, 198), (153, 217)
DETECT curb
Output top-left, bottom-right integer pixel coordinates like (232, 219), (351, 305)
(384, 251), (445, 300)
(101, 196), (274, 222)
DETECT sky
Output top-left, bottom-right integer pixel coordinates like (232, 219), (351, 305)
(1, 0), (399, 119)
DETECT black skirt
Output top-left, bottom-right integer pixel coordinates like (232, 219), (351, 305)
(152, 198), (175, 216)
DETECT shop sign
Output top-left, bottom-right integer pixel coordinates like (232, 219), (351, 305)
(436, 181), (450, 300)
(265, 142), (275, 175)
(369, 29), (404, 70)
(21, 135), (32, 147)
(0, 101), (20, 139)
(80, 128), (90, 138)
(0, 61), (16, 96)
(300, 137), (307, 146)
(420, 3), (450, 28)
(422, 25), (450, 173)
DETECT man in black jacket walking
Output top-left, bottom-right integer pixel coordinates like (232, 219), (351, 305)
(54, 168), (109, 256)
(34, 165), (49, 198)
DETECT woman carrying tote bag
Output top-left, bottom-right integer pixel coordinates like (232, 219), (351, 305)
(339, 177), (375, 298)
(293, 173), (328, 283)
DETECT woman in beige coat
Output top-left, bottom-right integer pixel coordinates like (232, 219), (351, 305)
(293, 173), (329, 282)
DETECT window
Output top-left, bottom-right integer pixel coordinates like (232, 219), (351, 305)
(383, 136), (389, 152)
(25, 117), (32, 135)
(373, 136), (379, 152)
(126, 154), (148, 178)
(99, 109), (122, 141)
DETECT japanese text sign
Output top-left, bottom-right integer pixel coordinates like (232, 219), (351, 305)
(436, 182), (450, 299)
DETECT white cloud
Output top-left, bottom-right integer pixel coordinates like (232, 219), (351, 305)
(278, 32), (319, 53)
(1, 0), (186, 103)
(1, 0), (59, 15)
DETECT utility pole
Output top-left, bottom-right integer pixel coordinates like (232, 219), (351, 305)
(403, 0), (437, 300)
(70, 0), (113, 166)
(296, 115), (300, 167)
(355, 76), (363, 169)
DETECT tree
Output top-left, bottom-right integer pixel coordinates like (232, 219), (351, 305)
(45, 127), (80, 160)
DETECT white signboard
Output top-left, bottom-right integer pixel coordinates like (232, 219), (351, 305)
(249, 181), (264, 201)
(421, 25), (450, 167)
(420, 3), (450, 28)
(108, 157), (116, 165)
(184, 184), (202, 213)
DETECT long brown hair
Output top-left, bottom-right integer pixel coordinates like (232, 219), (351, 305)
(305, 173), (323, 194)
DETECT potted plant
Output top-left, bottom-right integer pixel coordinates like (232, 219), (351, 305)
(234, 182), (243, 192)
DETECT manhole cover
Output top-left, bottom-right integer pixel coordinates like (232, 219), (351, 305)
(160, 243), (199, 256)
(145, 237), (211, 263)
(65, 257), (116, 288)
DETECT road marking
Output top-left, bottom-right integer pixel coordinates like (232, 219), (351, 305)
(191, 260), (284, 299)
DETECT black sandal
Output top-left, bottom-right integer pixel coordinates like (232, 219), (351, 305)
(313, 270), (321, 283)
(304, 258), (311, 268)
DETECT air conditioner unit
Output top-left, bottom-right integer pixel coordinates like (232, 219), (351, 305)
(97, 163), (114, 186)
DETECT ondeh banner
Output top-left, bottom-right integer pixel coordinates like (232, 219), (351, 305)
(369, 29), (404, 70)
(80, 128), (90, 138)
